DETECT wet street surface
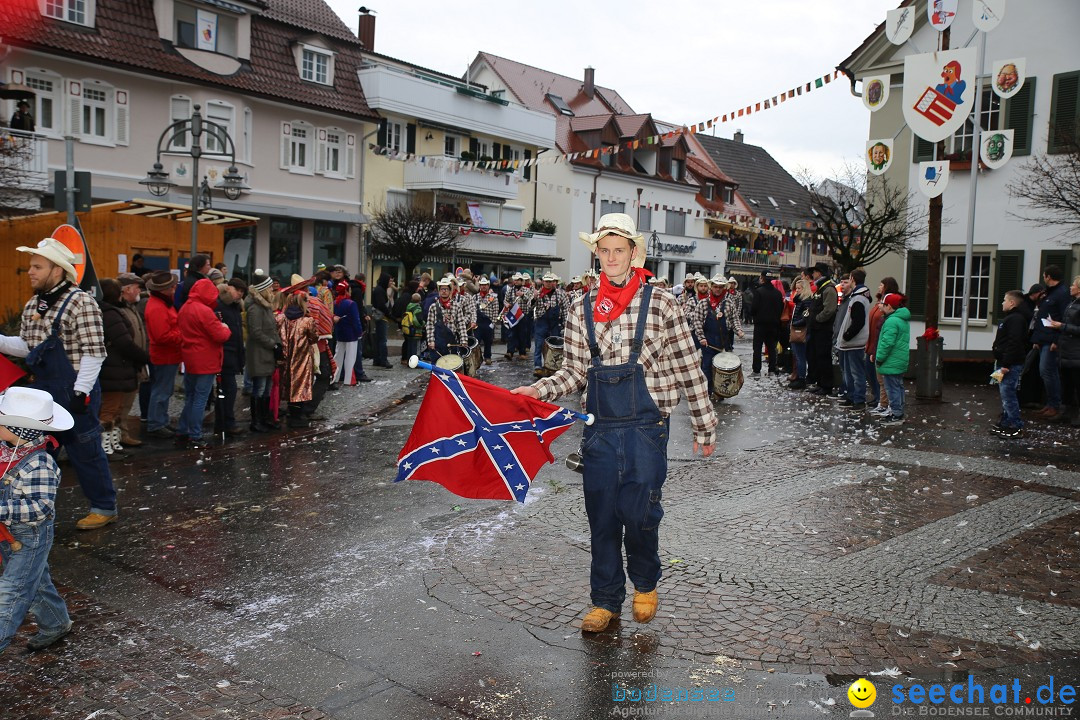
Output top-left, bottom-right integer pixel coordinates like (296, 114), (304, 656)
(2, 338), (1078, 719)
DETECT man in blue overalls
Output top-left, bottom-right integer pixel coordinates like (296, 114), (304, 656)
(532, 272), (568, 378)
(691, 274), (733, 400)
(0, 239), (118, 531)
(425, 277), (468, 363)
(514, 213), (717, 633)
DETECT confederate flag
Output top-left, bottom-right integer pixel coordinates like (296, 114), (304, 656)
(395, 369), (577, 502)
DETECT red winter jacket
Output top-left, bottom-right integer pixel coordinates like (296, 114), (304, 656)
(178, 279), (230, 374)
(145, 293), (182, 365)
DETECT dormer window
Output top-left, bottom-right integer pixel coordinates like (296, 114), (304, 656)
(546, 94), (574, 116)
(42, 0), (94, 27)
(301, 47), (333, 85)
(175, 1), (238, 56)
(703, 184), (714, 201)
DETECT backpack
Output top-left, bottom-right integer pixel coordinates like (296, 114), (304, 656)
(400, 308), (420, 337)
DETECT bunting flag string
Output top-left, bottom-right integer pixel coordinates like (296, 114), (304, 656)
(366, 68), (845, 174)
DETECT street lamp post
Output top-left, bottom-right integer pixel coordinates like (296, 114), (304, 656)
(140, 103), (249, 262)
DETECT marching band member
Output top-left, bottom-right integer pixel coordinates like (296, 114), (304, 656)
(474, 277), (499, 365)
(532, 272), (570, 378)
(426, 278), (469, 360)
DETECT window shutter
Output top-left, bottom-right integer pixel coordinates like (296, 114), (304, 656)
(114, 89), (129, 146)
(1005, 77), (1036, 157)
(170, 95), (192, 148)
(346, 133), (356, 178)
(67, 81), (82, 136)
(469, 138), (479, 157)
(1040, 249), (1074, 280)
(406, 123), (416, 154)
(524, 148), (532, 181)
(280, 122), (291, 169)
(912, 134), (934, 162)
(1048, 71), (1080, 155)
(502, 144), (512, 160)
(906, 250), (928, 320)
(992, 250), (1024, 322)
(316, 131), (327, 175)
(492, 142), (501, 161)
(376, 118), (387, 147)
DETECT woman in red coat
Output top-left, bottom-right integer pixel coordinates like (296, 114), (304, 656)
(176, 279), (231, 446)
(144, 272), (183, 437)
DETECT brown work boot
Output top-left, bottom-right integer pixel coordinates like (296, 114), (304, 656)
(76, 512), (117, 530)
(580, 607), (619, 633)
(632, 589), (659, 623)
(1041, 408), (1060, 421)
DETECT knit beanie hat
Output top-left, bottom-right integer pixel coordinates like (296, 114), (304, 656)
(251, 269), (273, 292)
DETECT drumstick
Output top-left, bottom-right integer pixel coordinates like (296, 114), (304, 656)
(408, 356), (595, 426)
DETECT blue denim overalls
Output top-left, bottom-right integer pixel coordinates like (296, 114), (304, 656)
(532, 293), (561, 369)
(580, 284), (669, 613)
(0, 449), (71, 651)
(25, 290), (116, 516)
(699, 299), (729, 396)
(425, 303), (457, 362)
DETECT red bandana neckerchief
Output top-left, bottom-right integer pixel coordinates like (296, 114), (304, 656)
(439, 298), (453, 309)
(538, 287), (553, 298)
(697, 291), (709, 301)
(593, 268), (653, 323)
(708, 292), (723, 310)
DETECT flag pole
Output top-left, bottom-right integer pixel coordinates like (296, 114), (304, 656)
(408, 355), (595, 426)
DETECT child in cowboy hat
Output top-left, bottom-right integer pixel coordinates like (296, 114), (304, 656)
(0, 387), (75, 652)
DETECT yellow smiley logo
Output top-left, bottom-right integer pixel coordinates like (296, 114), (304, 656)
(848, 678), (877, 709)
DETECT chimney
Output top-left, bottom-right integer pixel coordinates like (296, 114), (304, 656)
(584, 66), (594, 99)
(358, 7), (376, 52)
(733, 129), (744, 143)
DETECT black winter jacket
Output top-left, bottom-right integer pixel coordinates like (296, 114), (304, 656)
(752, 282), (784, 324)
(219, 298), (246, 374)
(100, 301), (150, 392)
(1058, 297), (1080, 369)
(993, 307), (1030, 367)
(1031, 281), (1070, 345)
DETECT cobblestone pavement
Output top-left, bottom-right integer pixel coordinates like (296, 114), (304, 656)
(3, 337), (1079, 719)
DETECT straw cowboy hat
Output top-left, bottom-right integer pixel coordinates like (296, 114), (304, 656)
(0, 387), (74, 433)
(708, 274), (727, 286)
(16, 238), (78, 283)
(579, 213), (646, 268)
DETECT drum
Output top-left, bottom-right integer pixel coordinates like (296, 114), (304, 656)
(542, 336), (564, 373)
(464, 337), (483, 377)
(434, 354), (464, 373)
(711, 351), (744, 399)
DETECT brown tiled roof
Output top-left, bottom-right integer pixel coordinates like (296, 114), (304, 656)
(262, 0), (358, 44)
(569, 114), (614, 133)
(614, 114), (652, 138)
(475, 51), (635, 118)
(0, 0), (377, 121)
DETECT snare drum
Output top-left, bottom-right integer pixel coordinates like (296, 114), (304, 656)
(542, 336), (564, 373)
(464, 337), (483, 376)
(434, 354), (464, 373)
(711, 351), (744, 399)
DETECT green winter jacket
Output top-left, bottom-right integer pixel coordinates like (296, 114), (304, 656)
(875, 307), (911, 375)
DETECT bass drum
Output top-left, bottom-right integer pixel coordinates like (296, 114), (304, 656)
(542, 336), (564, 373)
(464, 337), (483, 377)
(711, 351), (744, 399)
(434, 353), (464, 373)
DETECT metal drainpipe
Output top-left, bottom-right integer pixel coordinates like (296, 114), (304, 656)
(357, 126), (379, 278)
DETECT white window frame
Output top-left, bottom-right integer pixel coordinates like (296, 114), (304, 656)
(283, 120), (314, 175)
(41, 0), (94, 27)
(242, 107), (253, 164)
(301, 47), (333, 85)
(204, 100), (235, 154)
(12, 68), (63, 137)
(951, 85), (1000, 157)
(169, 94), (193, 151)
(319, 126), (346, 178)
(387, 121), (403, 152)
(444, 134), (459, 158)
(703, 184), (714, 201)
(942, 253), (991, 323)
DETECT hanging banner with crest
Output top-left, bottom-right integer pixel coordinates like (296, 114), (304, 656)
(903, 47), (978, 143)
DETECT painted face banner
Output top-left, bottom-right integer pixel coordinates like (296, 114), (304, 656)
(980, 129), (1014, 170)
(992, 58), (1025, 99)
(928, 0), (958, 31)
(918, 161), (951, 199)
(886, 6), (915, 45)
(862, 76), (891, 112)
(866, 140), (894, 176)
(903, 47), (978, 143)
(972, 0), (1006, 32)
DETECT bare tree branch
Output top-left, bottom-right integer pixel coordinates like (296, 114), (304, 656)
(0, 130), (39, 218)
(799, 163), (929, 274)
(1006, 127), (1080, 242)
(369, 202), (461, 279)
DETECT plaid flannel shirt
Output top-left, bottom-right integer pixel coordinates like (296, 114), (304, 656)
(690, 294), (744, 342)
(532, 288), (569, 327)
(0, 450), (59, 526)
(20, 286), (106, 372)
(502, 286), (533, 316)
(426, 300), (470, 346)
(455, 294), (477, 326)
(474, 291), (500, 321)
(533, 287), (718, 445)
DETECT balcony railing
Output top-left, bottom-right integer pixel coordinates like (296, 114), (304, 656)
(451, 224), (557, 258)
(0, 128), (48, 192)
(405, 162), (520, 200)
(726, 248), (786, 267)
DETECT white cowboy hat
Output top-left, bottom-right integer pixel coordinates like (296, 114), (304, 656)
(708, 274), (727, 286)
(16, 238), (78, 284)
(579, 213), (646, 268)
(570, 275), (582, 284)
(511, 272), (523, 281)
(436, 277), (453, 287)
(478, 276), (490, 285)
(521, 272), (532, 280)
(542, 272), (558, 282)
(727, 277), (739, 288)
(0, 387), (74, 433)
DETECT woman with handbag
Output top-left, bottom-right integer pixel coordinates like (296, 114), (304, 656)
(788, 276), (813, 389)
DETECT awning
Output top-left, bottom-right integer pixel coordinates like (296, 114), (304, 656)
(434, 189), (507, 205)
(115, 198), (259, 228)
